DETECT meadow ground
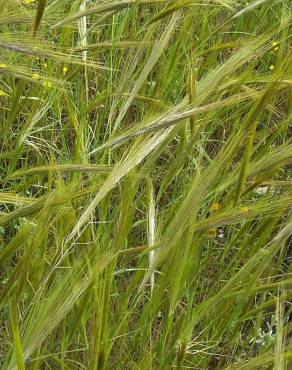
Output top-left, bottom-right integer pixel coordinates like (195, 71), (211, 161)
(0, 0), (291, 369)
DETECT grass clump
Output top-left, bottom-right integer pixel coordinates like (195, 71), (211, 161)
(0, 1), (291, 369)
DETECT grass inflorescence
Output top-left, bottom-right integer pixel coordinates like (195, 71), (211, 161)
(0, 0), (291, 369)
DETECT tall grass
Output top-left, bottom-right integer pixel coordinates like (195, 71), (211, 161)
(0, 1), (291, 369)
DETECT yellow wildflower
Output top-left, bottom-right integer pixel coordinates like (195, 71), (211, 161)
(23, 0), (35, 4)
(32, 73), (40, 79)
(273, 47), (279, 52)
(211, 203), (221, 212)
(63, 66), (68, 75)
(0, 63), (7, 68)
(240, 206), (249, 214)
(269, 65), (275, 71)
(43, 81), (52, 88)
(271, 41), (278, 47)
(43, 63), (48, 69)
(207, 228), (217, 237)
(0, 89), (7, 97)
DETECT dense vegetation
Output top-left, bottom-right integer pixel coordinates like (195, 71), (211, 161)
(0, 1), (291, 369)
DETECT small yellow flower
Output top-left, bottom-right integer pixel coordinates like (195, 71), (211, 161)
(32, 73), (40, 79)
(211, 203), (221, 212)
(207, 228), (217, 237)
(271, 41), (278, 47)
(43, 81), (52, 88)
(23, 0), (35, 3)
(0, 89), (7, 97)
(43, 63), (48, 69)
(0, 63), (7, 68)
(63, 66), (68, 75)
(240, 206), (249, 214)
(273, 47), (279, 52)
(269, 65), (275, 71)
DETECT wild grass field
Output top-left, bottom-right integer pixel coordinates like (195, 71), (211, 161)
(0, 0), (291, 369)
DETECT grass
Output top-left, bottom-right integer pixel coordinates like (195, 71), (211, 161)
(0, 0), (291, 369)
